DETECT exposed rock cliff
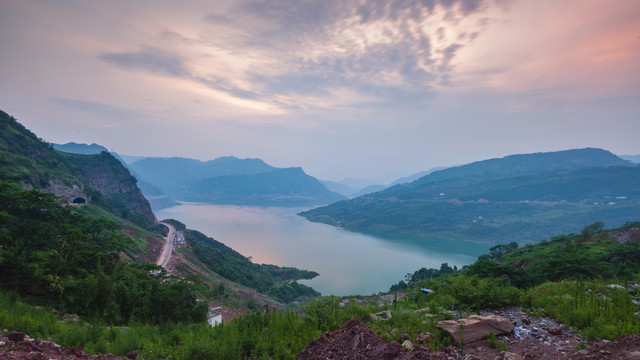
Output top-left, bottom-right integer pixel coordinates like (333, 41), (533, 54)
(63, 151), (156, 224)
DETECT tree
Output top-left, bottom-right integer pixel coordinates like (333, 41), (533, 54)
(581, 222), (605, 238)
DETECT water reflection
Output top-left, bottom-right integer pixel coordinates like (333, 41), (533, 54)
(157, 203), (488, 296)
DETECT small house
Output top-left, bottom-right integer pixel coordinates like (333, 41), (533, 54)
(208, 309), (222, 326)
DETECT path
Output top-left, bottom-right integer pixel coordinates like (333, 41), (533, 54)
(156, 221), (175, 269)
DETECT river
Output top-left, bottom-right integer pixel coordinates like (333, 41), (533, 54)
(156, 203), (488, 296)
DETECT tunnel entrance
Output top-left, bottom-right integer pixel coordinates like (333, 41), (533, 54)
(72, 197), (86, 204)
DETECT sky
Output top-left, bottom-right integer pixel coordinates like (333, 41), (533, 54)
(1, 0), (639, 183)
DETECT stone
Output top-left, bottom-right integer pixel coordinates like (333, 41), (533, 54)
(8, 331), (25, 342)
(371, 310), (392, 321)
(402, 340), (414, 351)
(627, 351), (640, 360)
(415, 332), (435, 345)
(126, 349), (139, 359)
(494, 351), (524, 360)
(547, 327), (562, 335)
(437, 315), (514, 345)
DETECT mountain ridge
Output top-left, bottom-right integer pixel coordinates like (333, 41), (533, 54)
(128, 155), (346, 207)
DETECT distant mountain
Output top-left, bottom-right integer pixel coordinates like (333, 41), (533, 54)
(118, 154), (147, 164)
(320, 180), (360, 197)
(324, 168), (449, 198)
(620, 154), (640, 164)
(185, 167), (347, 206)
(411, 148), (630, 186)
(350, 184), (388, 197)
(389, 167), (448, 186)
(301, 148), (639, 244)
(128, 156), (345, 206)
(128, 156), (277, 197)
(53, 142), (108, 155)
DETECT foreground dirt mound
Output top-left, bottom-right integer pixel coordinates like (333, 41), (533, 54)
(0, 331), (126, 360)
(295, 317), (640, 360)
(570, 334), (640, 359)
(295, 317), (457, 360)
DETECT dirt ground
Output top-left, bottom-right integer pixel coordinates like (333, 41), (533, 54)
(295, 316), (640, 360)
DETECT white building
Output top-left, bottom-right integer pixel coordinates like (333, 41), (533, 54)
(208, 309), (222, 326)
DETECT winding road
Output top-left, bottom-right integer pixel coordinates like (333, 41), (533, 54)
(156, 221), (176, 269)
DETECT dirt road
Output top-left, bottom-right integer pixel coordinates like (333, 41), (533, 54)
(157, 221), (175, 269)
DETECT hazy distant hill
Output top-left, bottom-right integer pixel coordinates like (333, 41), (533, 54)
(323, 168), (449, 198)
(53, 142), (108, 155)
(620, 154), (640, 164)
(301, 148), (639, 244)
(128, 156), (276, 197)
(349, 184), (388, 197)
(320, 180), (359, 197)
(184, 167), (347, 206)
(389, 167), (448, 186)
(128, 156), (345, 206)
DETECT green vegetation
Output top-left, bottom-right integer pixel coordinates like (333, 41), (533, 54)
(0, 110), (79, 187)
(2, 110), (640, 358)
(2, 186), (640, 359)
(301, 148), (640, 244)
(0, 288), (376, 359)
(0, 182), (207, 325)
(387, 222), (640, 342)
(523, 281), (640, 340)
(486, 332), (508, 351)
(187, 229), (319, 303)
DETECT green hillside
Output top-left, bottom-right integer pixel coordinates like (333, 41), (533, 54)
(0, 110), (80, 187)
(185, 167), (347, 206)
(0, 110), (155, 229)
(301, 149), (639, 244)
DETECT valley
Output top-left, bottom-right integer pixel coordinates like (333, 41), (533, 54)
(156, 203), (487, 296)
(2, 109), (640, 359)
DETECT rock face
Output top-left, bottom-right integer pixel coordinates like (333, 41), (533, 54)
(81, 153), (156, 223)
(65, 152), (156, 224)
(437, 315), (514, 345)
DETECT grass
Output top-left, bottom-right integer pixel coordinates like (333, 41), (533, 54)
(523, 280), (640, 340)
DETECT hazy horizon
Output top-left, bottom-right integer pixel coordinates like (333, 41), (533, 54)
(1, 0), (639, 181)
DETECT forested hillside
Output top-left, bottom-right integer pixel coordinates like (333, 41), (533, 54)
(0, 110), (155, 228)
(301, 149), (640, 243)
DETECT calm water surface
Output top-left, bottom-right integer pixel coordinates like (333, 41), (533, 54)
(157, 203), (488, 296)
